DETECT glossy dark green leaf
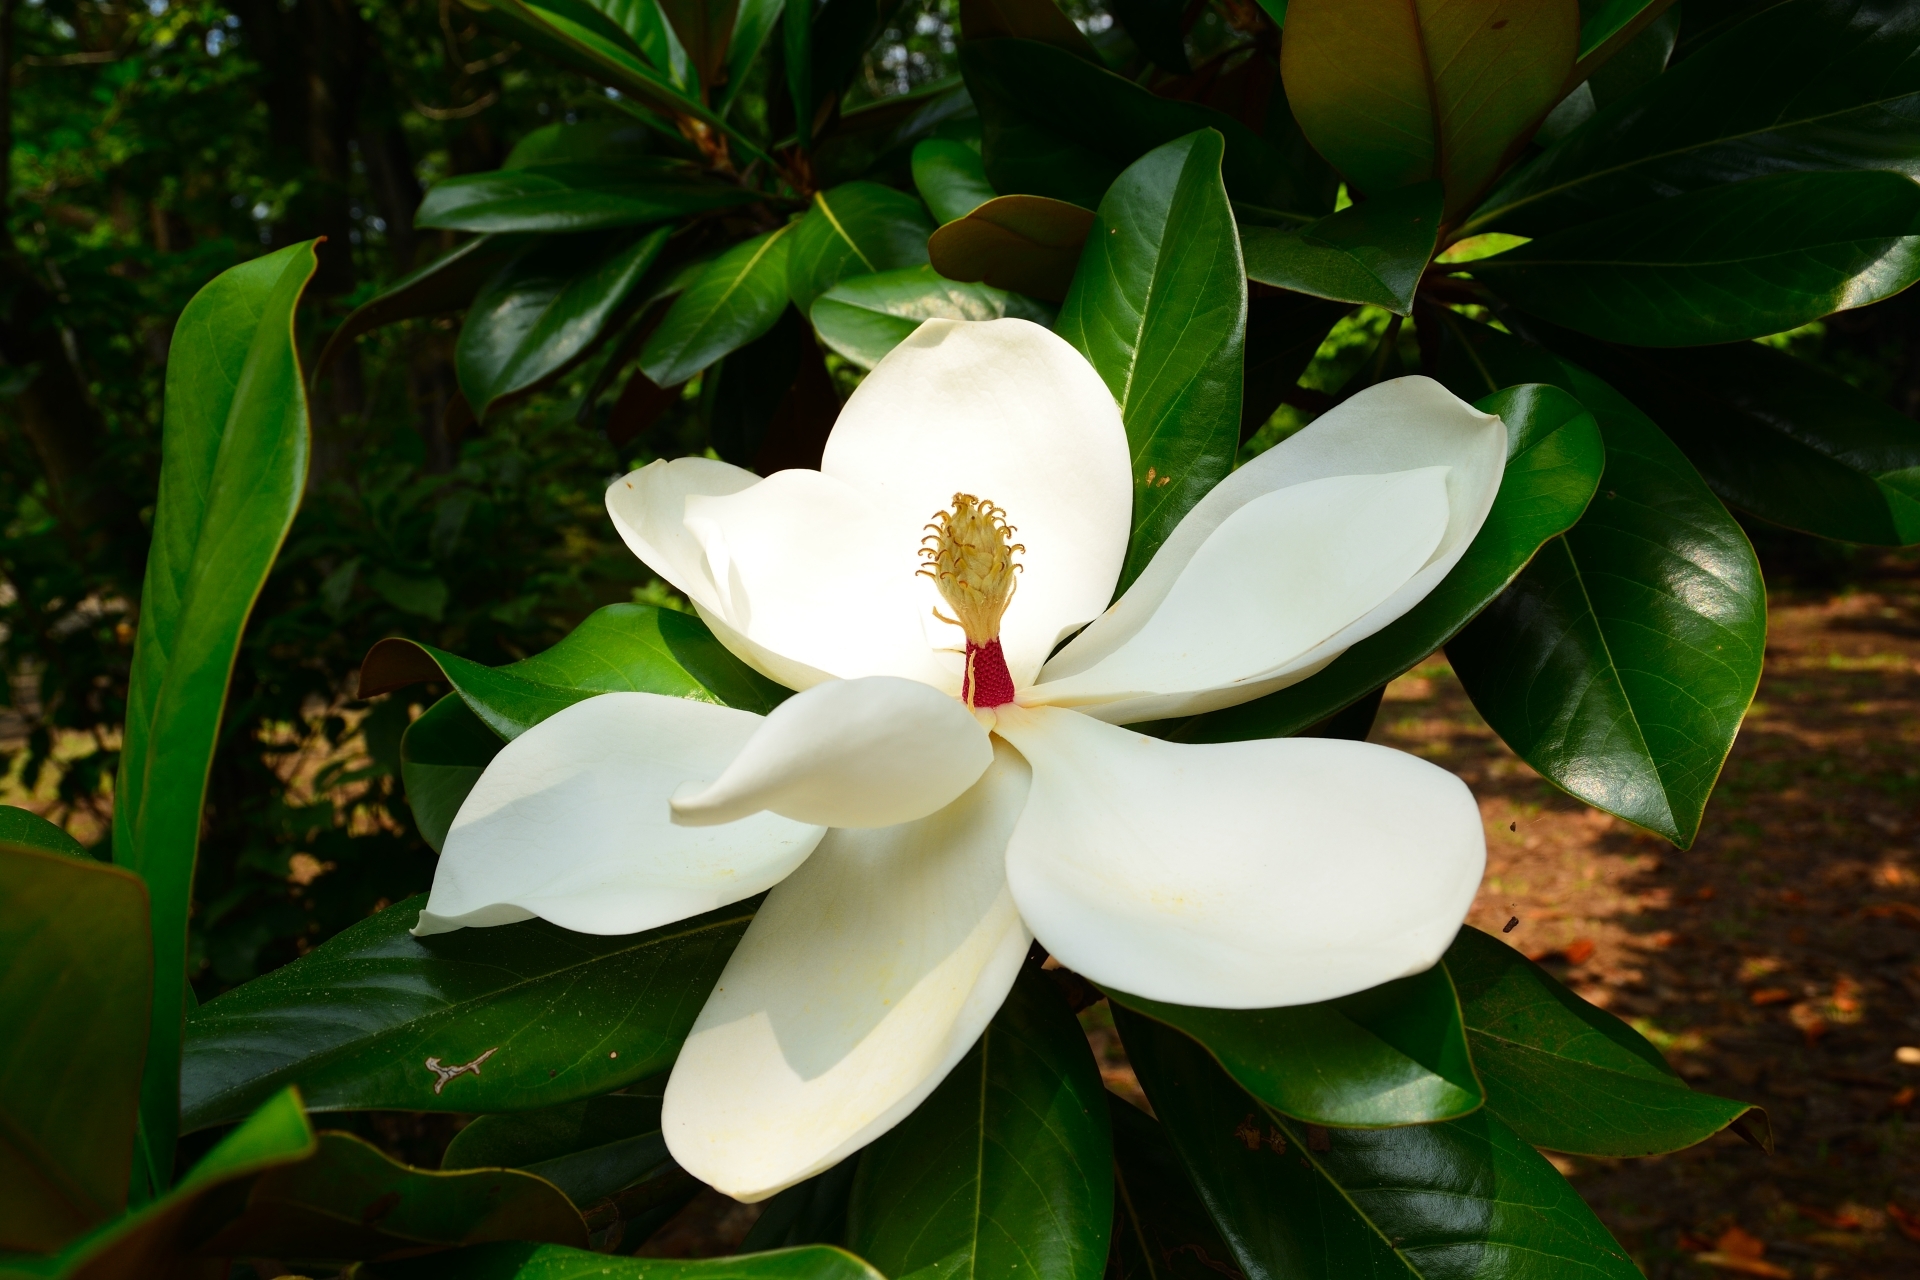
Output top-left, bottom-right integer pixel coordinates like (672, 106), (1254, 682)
(1538, 336), (1920, 547)
(1107, 0), (1189, 72)
(1121, 1014), (1641, 1280)
(926, 193), (1094, 303)
(363, 602), (787, 743)
(1107, 1098), (1242, 1280)
(656, 0), (736, 89)
(1472, 170), (1920, 345)
(1446, 925), (1768, 1157)
(739, 1162), (858, 1251)
(457, 228), (669, 419)
(640, 225), (798, 385)
(503, 118), (660, 168)
(962, 38), (1321, 213)
(442, 1092), (672, 1206)
(1279, 0), (1578, 217)
(1056, 130), (1246, 593)
(0, 847), (150, 1253)
(399, 695), (502, 854)
(785, 0), (814, 145)
(810, 263), (1053, 367)
(846, 966), (1112, 1280)
(1573, 0), (1677, 73)
(198, 1130), (589, 1262)
(1238, 292), (1348, 441)
(364, 1241), (886, 1280)
(416, 162), (757, 234)
(1441, 328), (1766, 847)
(911, 137), (997, 223)
(810, 77), (977, 188)
(1105, 962), (1482, 1129)
(959, 0), (1104, 61)
(0, 1089), (317, 1280)
(1240, 181), (1442, 314)
(113, 241), (320, 1184)
(1176, 382), (1604, 742)
(315, 234), (533, 379)
(721, 0), (783, 114)
(0, 807), (85, 859)
(180, 894), (754, 1131)
(1470, 0), (1920, 236)
(785, 181), (936, 313)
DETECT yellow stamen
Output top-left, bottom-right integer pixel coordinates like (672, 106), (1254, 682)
(918, 493), (1023, 646)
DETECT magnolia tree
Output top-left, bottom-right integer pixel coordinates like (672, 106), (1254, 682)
(6, 0), (1919, 1275)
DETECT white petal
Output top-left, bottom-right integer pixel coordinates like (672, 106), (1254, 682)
(1025, 468), (1450, 721)
(1035, 376), (1505, 721)
(662, 742), (1033, 1201)
(681, 469), (953, 689)
(992, 705), (1484, 1009)
(414, 693), (825, 937)
(820, 318), (1132, 686)
(672, 676), (993, 829)
(605, 457), (762, 619)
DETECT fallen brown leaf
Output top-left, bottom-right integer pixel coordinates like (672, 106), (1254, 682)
(1750, 987), (1794, 1006)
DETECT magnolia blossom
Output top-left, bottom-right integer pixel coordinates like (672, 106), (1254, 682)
(415, 318), (1506, 1202)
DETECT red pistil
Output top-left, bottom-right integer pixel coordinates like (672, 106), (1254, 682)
(963, 638), (1016, 708)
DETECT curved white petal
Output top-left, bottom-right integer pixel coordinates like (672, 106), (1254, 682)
(1035, 376), (1505, 721)
(993, 705), (1484, 1009)
(606, 457), (762, 618)
(821, 318), (1132, 686)
(662, 742), (1033, 1201)
(414, 693), (826, 937)
(672, 676), (993, 829)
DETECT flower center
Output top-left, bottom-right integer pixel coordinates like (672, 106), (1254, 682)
(919, 493), (1022, 708)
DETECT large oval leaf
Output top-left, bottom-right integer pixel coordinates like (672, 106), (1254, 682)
(1279, 0), (1578, 217)
(640, 225), (797, 386)
(416, 163), (758, 234)
(442, 1092), (672, 1207)
(1104, 959), (1483, 1129)
(179, 895), (754, 1132)
(1469, 0), (1920, 236)
(363, 1241), (886, 1280)
(112, 241), (320, 1182)
(1108, 1099), (1241, 1280)
(458, 229), (670, 419)
(0, 846), (151, 1252)
(1446, 926), (1768, 1157)
(1440, 323), (1766, 847)
(785, 182), (935, 314)
(927, 193), (1095, 303)
(846, 966), (1113, 1280)
(314, 234), (533, 379)
(809, 263), (1053, 368)
(1120, 1013), (1641, 1280)
(0, 806), (86, 859)
(1240, 181), (1443, 315)
(1471, 169), (1920, 345)
(398, 695), (503, 853)
(912, 137), (998, 223)
(1055, 129), (1246, 593)
(1175, 381), (1603, 743)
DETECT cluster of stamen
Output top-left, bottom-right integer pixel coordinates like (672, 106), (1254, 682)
(919, 493), (1022, 708)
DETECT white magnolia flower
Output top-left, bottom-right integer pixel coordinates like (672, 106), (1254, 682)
(415, 318), (1505, 1202)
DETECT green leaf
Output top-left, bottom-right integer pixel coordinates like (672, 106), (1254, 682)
(457, 228), (670, 419)
(1240, 181), (1442, 314)
(1120, 1013), (1641, 1280)
(785, 0), (814, 145)
(1107, 0), (1190, 72)
(1107, 1099), (1242, 1280)
(656, 0), (737, 89)
(926, 193), (1094, 303)
(1056, 130), (1246, 593)
(1, 1089), (318, 1280)
(416, 163), (757, 234)
(1469, 0), (1920, 237)
(112, 240), (320, 1186)
(1279, 0), (1579, 217)
(1175, 381), (1604, 742)
(361, 601), (788, 743)
(0, 846), (151, 1252)
(811, 78), (976, 188)
(911, 137), (997, 223)
(740, 1163), (858, 1251)
(315, 234), (533, 379)
(807, 0), (912, 112)
(400, 694), (503, 854)
(1534, 336), (1920, 547)
(358, 1241), (886, 1280)
(0, 806), (86, 859)
(722, 0), (784, 113)
(442, 1093), (672, 1207)
(846, 966), (1113, 1280)
(1238, 293), (1348, 440)
(809, 263), (1054, 368)
(574, 0), (693, 89)
(1471, 170), (1920, 344)
(960, 0), (1105, 61)
(1104, 961), (1483, 1129)
(196, 1130), (589, 1262)
(504, 118), (661, 168)
(785, 182), (936, 314)
(641, 225), (797, 385)
(179, 894), (754, 1132)
(1439, 324), (1766, 846)
(962, 38), (1324, 214)
(1446, 925), (1768, 1157)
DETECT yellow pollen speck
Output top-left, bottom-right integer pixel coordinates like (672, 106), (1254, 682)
(919, 493), (1023, 645)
